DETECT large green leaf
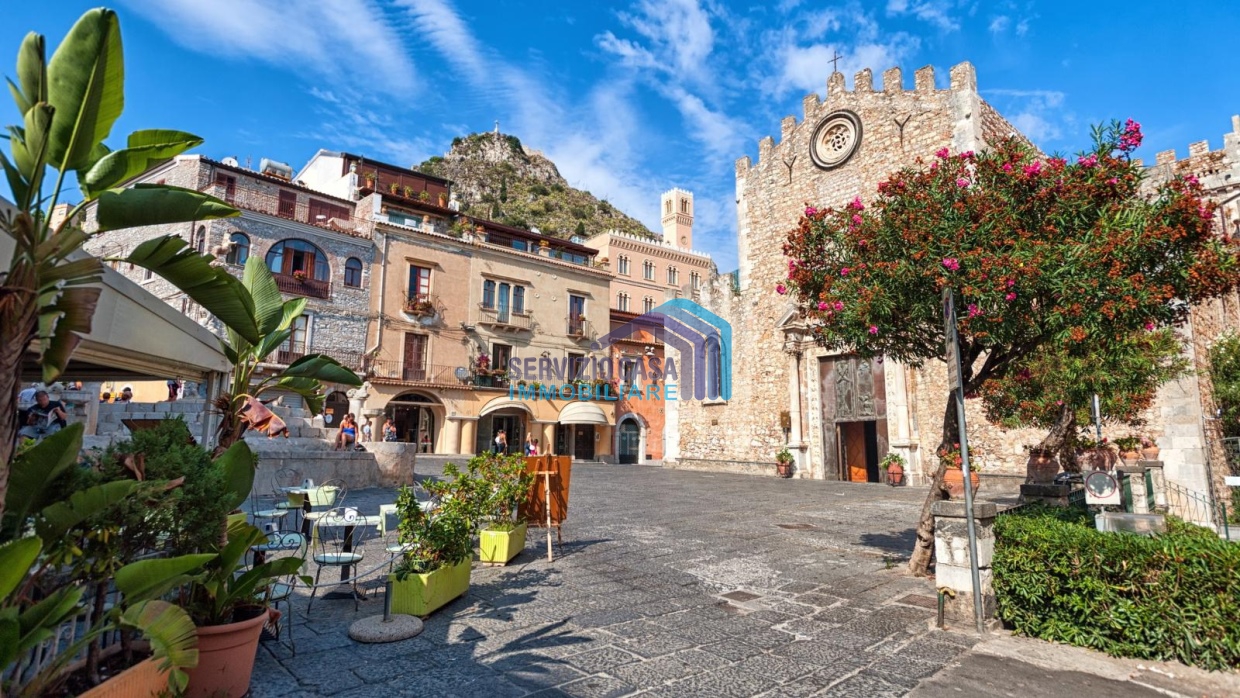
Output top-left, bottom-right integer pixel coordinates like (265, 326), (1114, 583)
(95, 183), (237, 231)
(0, 150), (28, 207)
(214, 440), (256, 511)
(45, 8), (123, 170)
(0, 537), (41, 600)
(282, 354), (363, 386)
(253, 328), (292, 365)
(80, 129), (203, 197)
(264, 376), (327, 416)
(37, 285), (101, 382)
(0, 614), (19, 669)
(121, 600), (199, 680)
(114, 554), (213, 603)
(242, 255), (287, 336)
(14, 31), (46, 113)
(2, 423), (83, 542)
(123, 235), (260, 344)
(16, 585), (83, 651)
(35, 480), (138, 544)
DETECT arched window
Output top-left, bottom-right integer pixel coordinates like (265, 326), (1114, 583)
(482, 280), (496, 309)
(690, 271), (701, 290)
(617, 292), (629, 312)
(194, 226), (206, 254)
(265, 239), (329, 281)
(643, 260), (655, 281)
(680, 198), (689, 213)
(665, 200), (672, 214)
(226, 232), (249, 265)
(617, 255), (630, 276)
(344, 257), (363, 287)
(513, 286), (526, 314)
(642, 296), (654, 313)
(667, 266), (679, 286)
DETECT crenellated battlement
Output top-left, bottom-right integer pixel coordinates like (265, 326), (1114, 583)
(1145, 115), (1240, 168)
(747, 61), (980, 168)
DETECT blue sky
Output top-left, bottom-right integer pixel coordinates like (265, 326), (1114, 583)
(4, 1), (1238, 272)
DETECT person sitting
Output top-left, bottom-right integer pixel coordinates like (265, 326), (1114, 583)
(18, 391), (68, 441)
(100, 391), (111, 403)
(335, 414), (357, 451)
(118, 387), (133, 402)
(383, 418), (397, 442)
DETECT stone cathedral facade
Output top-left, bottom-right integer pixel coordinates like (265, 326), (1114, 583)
(672, 62), (1220, 504)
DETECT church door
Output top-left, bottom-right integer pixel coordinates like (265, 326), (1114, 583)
(819, 356), (889, 482)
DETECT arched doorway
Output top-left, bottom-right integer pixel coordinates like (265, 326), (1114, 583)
(323, 391), (349, 429)
(385, 393), (437, 452)
(477, 397), (533, 455)
(617, 418), (642, 464)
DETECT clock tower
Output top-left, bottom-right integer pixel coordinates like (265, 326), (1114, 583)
(660, 188), (693, 251)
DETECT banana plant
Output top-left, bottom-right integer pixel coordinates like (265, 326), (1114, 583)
(0, 8), (248, 518)
(121, 249), (362, 451)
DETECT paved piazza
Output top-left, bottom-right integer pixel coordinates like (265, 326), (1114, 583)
(250, 464), (984, 697)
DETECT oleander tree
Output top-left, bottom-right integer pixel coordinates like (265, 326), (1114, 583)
(781, 119), (1239, 576)
(979, 327), (1189, 468)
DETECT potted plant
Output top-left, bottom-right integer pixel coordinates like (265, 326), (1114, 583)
(880, 453), (906, 486)
(418, 191), (431, 202)
(1077, 435), (1117, 471)
(1141, 435), (1161, 461)
(405, 296), (435, 317)
(477, 454), (534, 565)
(180, 513), (308, 698)
(389, 485), (473, 616)
(389, 182), (400, 194)
(1115, 435), (1142, 466)
(364, 173), (376, 189)
(939, 445), (979, 498)
(1023, 445), (1059, 483)
(438, 192), (448, 207)
(403, 184), (414, 198)
(291, 269), (307, 281)
(775, 448), (794, 478)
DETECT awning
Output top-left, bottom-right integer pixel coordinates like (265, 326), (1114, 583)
(479, 397), (535, 417)
(558, 402), (609, 425)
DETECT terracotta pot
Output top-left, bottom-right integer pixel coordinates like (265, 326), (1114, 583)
(943, 468), (980, 499)
(1120, 450), (1141, 466)
(185, 608), (277, 698)
(1079, 448), (1115, 471)
(1025, 450), (1059, 483)
(1142, 445), (1160, 461)
(885, 463), (905, 486)
(80, 657), (169, 698)
(775, 461), (794, 479)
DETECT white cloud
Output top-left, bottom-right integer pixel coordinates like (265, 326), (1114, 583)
(608, 0), (716, 82)
(118, 0), (416, 95)
(988, 16), (1011, 34)
(886, 0), (963, 32)
(984, 89), (1070, 145)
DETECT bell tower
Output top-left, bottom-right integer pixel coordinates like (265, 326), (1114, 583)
(660, 188), (693, 250)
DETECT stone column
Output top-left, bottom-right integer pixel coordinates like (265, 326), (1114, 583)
(541, 422), (556, 455)
(459, 419), (477, 455)
(1118, 464), (1150, 514)
(1144, 460), (1167, 510)
(786, 350), (804, 451)
(83, 382), (102, 436)
(347, 383), (370, 421)
(932, 500), (997, 627)
(443, 417), (461, 455)
(363, 409), (383, 444)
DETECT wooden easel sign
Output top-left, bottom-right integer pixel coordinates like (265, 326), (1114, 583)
(519, 455), (572, 561)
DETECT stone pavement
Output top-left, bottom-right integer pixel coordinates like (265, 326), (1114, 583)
(248, 464), (1240, 697)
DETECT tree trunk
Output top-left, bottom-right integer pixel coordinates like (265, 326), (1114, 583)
(0, 277), (40, 526)
(1035, 404), (1078, 472)
(907, 391), (959, 577)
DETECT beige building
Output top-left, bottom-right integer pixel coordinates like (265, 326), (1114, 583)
(299, 152), (618, 458)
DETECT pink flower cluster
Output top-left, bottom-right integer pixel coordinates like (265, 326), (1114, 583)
(1023, 162), (1042, 176)
(956, 178), (970, 188)
(1119, 118), (1143, 151)
(833, 301), (844, 311)
(935, 147), (951, 159)
(942, 258), (960, 271)
(1077, 154), (1097, 168)
(805, 206), (817, 217)
(847, 197), (865, 211)
(1005, 292), (1017, 301)
(776, 284), (787, 295)
(967, 303), (981, 318)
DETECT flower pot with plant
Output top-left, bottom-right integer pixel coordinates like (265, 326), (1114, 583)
(1024, 446), (1059, 483)
(389, 485), (474, 616)
(438, 192), (448, 207)
(403, 185), (414, 198)
(1077, 436), (1117, 471)
(364, 173), (376, 189)
(389, 182), (400, 194)
(475, 453), (534, 565)
(1141, 435), (1160, 461)
(1115, 436), (1142, 465)
(291, 269), (307, 282)
(939, 445), (979, 498)
(775, 447), (794, 478)
(880, 453), (906, 486)
(418, 191), (431, 202)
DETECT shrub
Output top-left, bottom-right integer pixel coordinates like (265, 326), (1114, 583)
(993, 507), (1240, 670)
(393, 484), (471, 577)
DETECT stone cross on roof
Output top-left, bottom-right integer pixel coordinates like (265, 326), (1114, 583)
(829, 50), (842, 74)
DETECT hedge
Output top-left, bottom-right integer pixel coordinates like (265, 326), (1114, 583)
(993, 506), (1240, 671)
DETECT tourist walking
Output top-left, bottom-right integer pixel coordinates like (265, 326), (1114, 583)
(361, 421), (372, 443)
(494, 429), (507, 454)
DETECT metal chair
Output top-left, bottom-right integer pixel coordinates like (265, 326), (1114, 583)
(251, 468), (298, 530)
(307, 507), (369, 612)
(252, 531), (308, 653)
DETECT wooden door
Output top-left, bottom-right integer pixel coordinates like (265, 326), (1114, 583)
(403, 333), (426, 381)
(820, 355), (889, 480)
(840, 422), (869, 482)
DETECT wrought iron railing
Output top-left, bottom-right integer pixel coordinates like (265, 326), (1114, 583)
(275, 341), (305, 365)
(567, 316), (591, 338)
(273, 272), (331, 299)
(477, 305), (534, 330)
(1163, 480), (1229, 537)
(367, 360), (461, 385)
(200, 182), (356, 232)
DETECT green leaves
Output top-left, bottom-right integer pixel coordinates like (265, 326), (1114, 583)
(114, 554), (214, 603)
(13, 32), (47, 113)
(283, 354), (363, 386)
(96, 183), (237, 231)
(37, 285), (102, 382)
(44, 7), (123, 171)
(2, 423), (84, 542)
(242, 255), (290, 337)
(0, 538), (41, 600)
(80, 129), (203, 197)
(123, 236), (259, 344)
(213, 440), (256, 512)
(121, 600), (199, 689)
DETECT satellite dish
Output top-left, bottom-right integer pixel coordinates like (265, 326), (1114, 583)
(454, 367), (470, 382)
(221, 156), (240, 167)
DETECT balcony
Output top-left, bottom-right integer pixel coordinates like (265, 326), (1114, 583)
(273, 272), (331, 299)
(269, 344), (365, 370)
(275, 342), (305, 366)
(403, 293), (443, 323)
(201, 183), (355, 232)
(567, 316), (591, 339)
(367, 361), (462, 385)
(477, 305), (534, 331)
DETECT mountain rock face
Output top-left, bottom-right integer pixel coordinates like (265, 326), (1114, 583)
(416, 131), (656, 240)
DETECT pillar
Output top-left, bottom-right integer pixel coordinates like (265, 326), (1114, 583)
(1144, 459), (1167, 510)
(83, 382), (102, 436)
(932, 500), (997, 627)
(1119, 464), (1150, 514)
(542, 422), (556, 455)
(459, 419), (477, 455)
(786, 351), (804, 451)
(443, 418), (461, 455)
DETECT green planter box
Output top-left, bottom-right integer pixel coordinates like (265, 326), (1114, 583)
(479, 522), (527, 565)
(388, 558), (471, 617)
